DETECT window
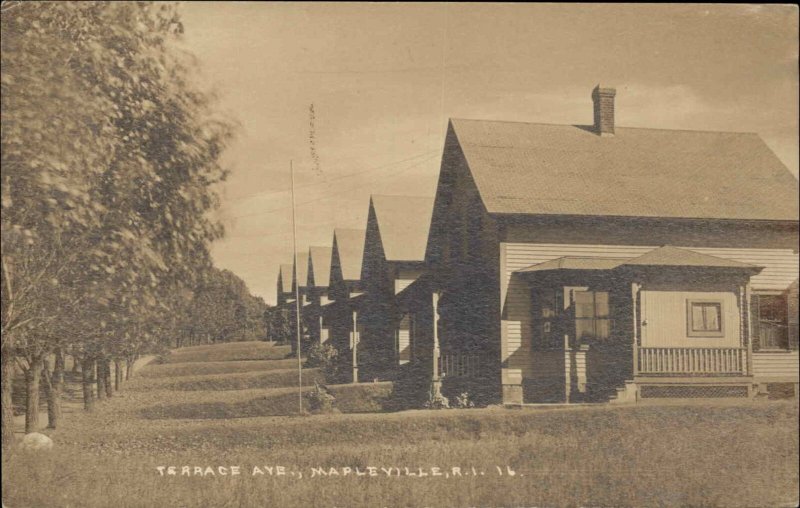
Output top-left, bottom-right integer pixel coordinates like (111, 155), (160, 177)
(574, 291), (611, 341)
(397, 315), (411, 364)
(752, 294), (789, 350)
(533, 288), (563, 349)
(686, 300), (724, 337)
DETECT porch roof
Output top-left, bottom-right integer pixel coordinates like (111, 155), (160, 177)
(516, 256), (629, 272)
(395, 272), (435, 309)
(515, 246), (762, 274)
(320, 292), (366, 318)
(623, 246), (760, 270)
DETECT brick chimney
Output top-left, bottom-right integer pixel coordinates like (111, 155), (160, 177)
(592, 85), (616, 136)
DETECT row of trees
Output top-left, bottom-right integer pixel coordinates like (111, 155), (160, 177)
(1, 2), (260, 446)
(182, 268), (270, 347)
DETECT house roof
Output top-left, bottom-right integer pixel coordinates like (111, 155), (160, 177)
(308, 246), (333, 288)
(516, 246), (761, 273)
(279, 264), (293, 294)
(623, 245), (759, 269)
(450, 118), (799, 221)
(371, 195), (435, 261)
(293, 251), (309, 289)
(334, 228), (366, 281)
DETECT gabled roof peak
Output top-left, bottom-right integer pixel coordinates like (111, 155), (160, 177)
(370, 194), (435, 262)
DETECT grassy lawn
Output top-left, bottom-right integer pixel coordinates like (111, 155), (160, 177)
(3, 341), (798, 507)
(161, 342), (292, 364)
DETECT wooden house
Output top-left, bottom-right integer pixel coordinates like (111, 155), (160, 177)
(403, 85), (799, 405)
(291, 251), (311, 353)
(273, 263), (295, 343)
(359, 195), (434, 381)
(324, 228), (367, 382)
(277, 264), (294, 307)
(306, 245), (333, 345)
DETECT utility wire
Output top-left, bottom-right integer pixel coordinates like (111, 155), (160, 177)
(228, 152), (440, 221)
(225, 149), (439, 203)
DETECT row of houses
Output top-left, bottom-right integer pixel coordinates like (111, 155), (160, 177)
(275, 85), (799, 406)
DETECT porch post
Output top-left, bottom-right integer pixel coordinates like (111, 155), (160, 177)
(351, 310), (359, 383)
(631, 282), (641, 377)
(432, 291), (442, 397)
(744, 282), (753, 377)
(563, 334), (572, 403)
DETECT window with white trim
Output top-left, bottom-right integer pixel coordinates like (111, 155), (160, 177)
(687, 300), (724, 337)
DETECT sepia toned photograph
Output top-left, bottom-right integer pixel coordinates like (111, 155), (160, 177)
(1, 2), (798, 507)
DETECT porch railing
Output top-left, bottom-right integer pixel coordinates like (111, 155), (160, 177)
(637, 347), (746, 375)
(438, 352), (480, 378)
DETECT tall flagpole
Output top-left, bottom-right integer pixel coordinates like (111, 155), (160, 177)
(290, 160), (303, 414)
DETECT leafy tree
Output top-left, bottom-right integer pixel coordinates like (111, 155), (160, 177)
(187, 268), (269, 345)
(1, 2), (233, 443)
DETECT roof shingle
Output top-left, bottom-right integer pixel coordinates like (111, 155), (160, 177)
(451, 119), (799, 221)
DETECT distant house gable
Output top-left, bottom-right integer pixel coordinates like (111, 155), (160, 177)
(330, 228), (366, 285)
(279, 264), (293, 294)
(371, 195), (435, 262)
(362, 195), (435, 281)
(308, 246), (333, 289)
(292, 251), (310, 292)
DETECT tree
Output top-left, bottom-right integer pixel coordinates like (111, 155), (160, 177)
(187, 268), (269, 345)
(1, 2), (233, 443)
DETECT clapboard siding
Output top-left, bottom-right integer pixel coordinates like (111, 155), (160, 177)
(752, 351), (799, 380)
(500, 242), (798, 382)
(640, 290), (741, 347)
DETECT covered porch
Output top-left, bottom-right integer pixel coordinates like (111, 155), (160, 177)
(322, 292), (366, 383)
(514, 246), (763, 403)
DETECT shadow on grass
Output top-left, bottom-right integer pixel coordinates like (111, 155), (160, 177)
(139, 359), (302, 378)
(162, 368), (325, 391)
(139, 382), (393, 419)
(163, 344), (293, 364)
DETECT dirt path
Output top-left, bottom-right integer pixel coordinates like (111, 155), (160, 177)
(12, 355), (155, 435)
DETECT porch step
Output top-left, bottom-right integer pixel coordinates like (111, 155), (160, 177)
(609, 380), (638, 404)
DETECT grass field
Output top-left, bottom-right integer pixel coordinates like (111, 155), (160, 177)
(3, 340), (798, 507)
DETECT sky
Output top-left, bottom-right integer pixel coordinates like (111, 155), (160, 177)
(177, 3), (799, 304)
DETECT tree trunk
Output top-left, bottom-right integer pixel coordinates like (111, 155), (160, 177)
(114, 359), (122, 390)
(42, 350), (64, 429)
(55, 348), (65, 386)
(1, 347), (15, 447)
(104, 359), (113, 398)
(25, 354), (44, 433)
(81, 357), (95, 411)
(96, 359), (106, 400)
(125, 357), (132, 380)
(72, 354), (80, 374)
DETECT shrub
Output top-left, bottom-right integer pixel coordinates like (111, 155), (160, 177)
(423, 387), (450, 409)
(306, 381), (336, 414)
(304, 343), (339, 379)
(453, 391), (475, 409)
